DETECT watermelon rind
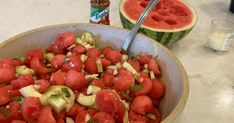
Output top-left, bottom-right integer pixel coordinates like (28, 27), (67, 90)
(119, 0), (197, 47)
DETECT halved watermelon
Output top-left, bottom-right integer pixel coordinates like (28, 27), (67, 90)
(119, 0), (197, 47)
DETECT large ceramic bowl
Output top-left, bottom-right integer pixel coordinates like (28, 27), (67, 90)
(0, 24), (189, 123)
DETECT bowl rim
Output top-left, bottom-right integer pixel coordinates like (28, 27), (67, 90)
(0, 23), (189, 123)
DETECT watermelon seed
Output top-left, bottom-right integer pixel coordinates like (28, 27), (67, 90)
(152, 15), (164, 22)
(140, 2), (148, 8)
(164, 19), (177, 25)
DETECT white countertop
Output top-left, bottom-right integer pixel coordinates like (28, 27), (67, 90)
(0, 0), (234, 123)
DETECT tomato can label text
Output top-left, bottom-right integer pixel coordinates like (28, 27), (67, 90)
(90, 7), (109, 23)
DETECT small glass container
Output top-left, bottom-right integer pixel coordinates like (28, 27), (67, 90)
(206, 19), (234, 52)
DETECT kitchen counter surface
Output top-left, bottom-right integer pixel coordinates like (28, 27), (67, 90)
(0, 0), (234, 123)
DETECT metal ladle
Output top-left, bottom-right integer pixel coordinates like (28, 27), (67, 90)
(122, 0), (160, 52)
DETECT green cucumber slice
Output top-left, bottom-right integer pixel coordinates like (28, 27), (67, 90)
(81, 32), (96, 46)
(42, 86), (75, 112)
(77, 93), (96, 107)
(48, 97), (66, 113)
(45, 53), (55, 62)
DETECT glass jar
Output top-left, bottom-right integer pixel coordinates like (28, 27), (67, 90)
(206, 19), (234, 52)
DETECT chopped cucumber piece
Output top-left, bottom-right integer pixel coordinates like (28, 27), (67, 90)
(150, 71), (155, 79)
(96, 59), (103, 73)
(48, 97), (66, 113)
(61, 88), (71, 98)
(146, 113), (157, 120)
(100, 54), (104, 58)
(80, 54), (87, 62)
(133, 73), (139, 80)
(21, 69), (35, 75)
(64, 57), (69, 63)
(46, 64), (52, 67)
(85, 114), (92, 122)
(42, 86), (75, 112)
(81, 32), (96, 46)
(142, 69), (149, 74)
(33, 84), (41, 91)
(116, 62), (122, 69)
(19, 85), (42, 98)
(77, 93), (96, 106)
(122, 55), (128, 61)
(88, 104), (97, 109)
(66, 117), (75, 123)
(19, 85), (46, 104)
(144, 64), (148, 69)
(42, 90), (58, 105)
(87, 119), (94, 123)
(84, 44), (93, 49)
(49, 93), (63, 98)
(45, 53), (55, 62)
(74, 38), (83, 45)
(87, 85), (101, 95)
(123, 110), (129, 123)
(122, 61), (137, 74)
(113, 69), (118, 75)
(18, 56), (26, 62)
(66, 52), (72, 57)
(107, 65), (117, 70)
(15, 66), (27, 73)
(67, 44), (76, 50)
(120, 100), (129, 111)
(16, 65), (35, 75)
(85, 74), (99, 80)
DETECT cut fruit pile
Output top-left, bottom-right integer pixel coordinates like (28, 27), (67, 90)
(120, 0), (197, 46)
(0, 31), (165, 123)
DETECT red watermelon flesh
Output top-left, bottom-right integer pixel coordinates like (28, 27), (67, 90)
(123, 0), (193, 30)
